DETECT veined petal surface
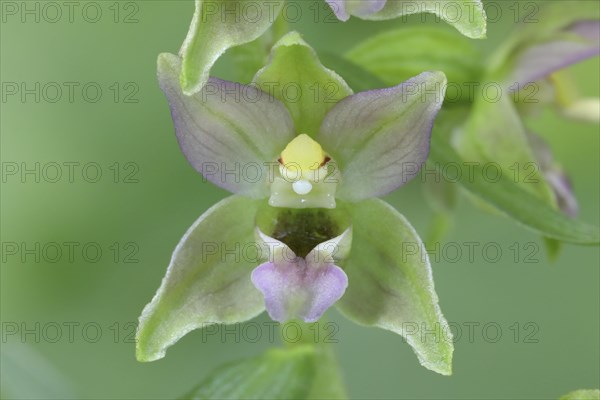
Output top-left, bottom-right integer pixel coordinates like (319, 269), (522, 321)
(318, 72), (446, 202)
(136, 196), (265, 362)
(158, 53), (295, 198)
(336, 199), (453, 375)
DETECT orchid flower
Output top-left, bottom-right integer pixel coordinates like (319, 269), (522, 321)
(137, 32), (453, 375)
(455, 7), (599, 217)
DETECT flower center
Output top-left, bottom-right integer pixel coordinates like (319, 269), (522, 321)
(270, 209), (340, 258)
(279, 134), (330, 195)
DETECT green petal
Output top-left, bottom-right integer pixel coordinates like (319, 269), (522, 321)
(180, 0), (284, 95)
(136, 196), (265, 362)
(253, 31), (353, 136)
(362, 0), (487, 39)
(337, 199), (453, 375)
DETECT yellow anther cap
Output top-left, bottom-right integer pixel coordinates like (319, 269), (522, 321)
(280, 134), (325, 172)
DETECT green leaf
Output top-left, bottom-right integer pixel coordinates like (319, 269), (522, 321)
(253, 31), (353, 136)
(559, 389), (600, 400)
(362, 0), (487, 39)
(183, 346), (315, 399)
(450, 82), (592, 244)
(337, 199), (454, 375)
(429, 136), (600, 245)
(182, 345), (347, 400)
(136, 196), (265, 362)
(318, 52), (387, 92)
(346, 26), (483, 103)
(180, 0), (284, 95)
(455, 96), (556, 206)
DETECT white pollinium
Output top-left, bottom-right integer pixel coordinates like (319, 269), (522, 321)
(292, 180), (313, 195)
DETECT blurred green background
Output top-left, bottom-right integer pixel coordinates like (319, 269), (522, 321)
(1, 1), (598, 399)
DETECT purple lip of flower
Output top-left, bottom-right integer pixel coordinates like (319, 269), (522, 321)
(155, 49), (446, 323)
(251, 227), (351, 322)
(252, 260), (348, 322)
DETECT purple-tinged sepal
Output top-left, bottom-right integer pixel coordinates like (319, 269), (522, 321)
(487, 4), (600, 123)
(505, 20), (600, 89)
(157, 53), (295, 198)
(318, 71), (447, 202)
(489, 2), (599, 92)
